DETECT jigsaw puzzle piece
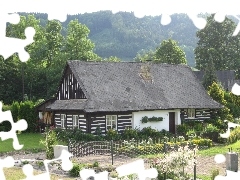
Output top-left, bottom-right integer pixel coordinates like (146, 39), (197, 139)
(0, 12), (20, 38)
(0, 26), (35, 62)
(0, 102), (28, 150)
(21, 164), (50, 180)
(116, 159), (158, 180)
(0, 156), (15, 180)
(80, 169), (109, 180)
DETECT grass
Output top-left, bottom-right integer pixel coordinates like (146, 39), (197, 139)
(0, 133), (45, 153)
(3, 167), (76, 180)
(198, 140), (240, 156)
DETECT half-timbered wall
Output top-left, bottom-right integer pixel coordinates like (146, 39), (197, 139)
(57, 67), (86, 100)
(89, 113), (133, 134)
(54, 112), (87, 131)
(79, 115), (87, 132)
(90, 115), (106, 134)
(181, 108), (212, 121)
(55, 113), (61, 128)
(117, 114), (132, 132)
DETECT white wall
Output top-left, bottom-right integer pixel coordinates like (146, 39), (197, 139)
(132, 109), (181, 131)
(39, 112), (43, 119)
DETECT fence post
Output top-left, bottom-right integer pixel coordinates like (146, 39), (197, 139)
(164, 142), (167, 180)
(111, 140), (114, 165)
(194, 144), (196, 180)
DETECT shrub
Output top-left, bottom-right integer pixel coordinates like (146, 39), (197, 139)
(176, 124), (189, 135)
(228, 126), (240, 144)
(122, 127), (139, 140)
(211, 168), (219, 180)
(140, 126), (162, 138)
(190, 138), (213, 148)
(40, 129), (58, 159)
(204, 124), (219, 133)
(69, 163), (86, 177)
(105, 129), (120, 141)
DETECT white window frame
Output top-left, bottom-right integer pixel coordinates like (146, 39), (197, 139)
(61, 114), (66, 128)
(106, 115), (117, 131)
(73, 115), (79, 128)
(187, 109), (195, 118)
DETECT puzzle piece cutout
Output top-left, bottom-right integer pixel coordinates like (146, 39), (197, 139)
(0, 156), (15, 180)
(80, 169), (109, 180)
(0, 12), (35, 62)
(0, 102), (28, 150)
(21, 149), (73, 180)
(116, 159), (158, 180)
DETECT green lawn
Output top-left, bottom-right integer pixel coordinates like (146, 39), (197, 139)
(198, 140), (240, 156)
(0, 133), (45, 153)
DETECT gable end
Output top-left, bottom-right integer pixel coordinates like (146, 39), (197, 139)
(57, 65), (86, 100)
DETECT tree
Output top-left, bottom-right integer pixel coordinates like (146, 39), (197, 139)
(103, 56), (121, 62)
(207, 82), (233, 129)
(154, 39), (187, 64)
(202, 54), (218, 90)
(134, 49), (156, 62)
(195, 14), (240, 70)
(65, 19), (100, 61)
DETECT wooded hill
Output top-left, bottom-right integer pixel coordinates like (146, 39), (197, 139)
(20, 11), (199, 67)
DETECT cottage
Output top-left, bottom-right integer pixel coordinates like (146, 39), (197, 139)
(37, 61), (223, 134)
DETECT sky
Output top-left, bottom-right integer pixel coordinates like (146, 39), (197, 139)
(2, 0), (240, 18)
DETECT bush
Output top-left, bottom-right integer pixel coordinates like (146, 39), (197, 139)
(204, 124), (219, 133)
(105, 129), (120, 141)
(40, 129), (58, 159)
(228, 126), (240, 144)
(18, 101), (38, 132)
(190, 138), (213, 147)
(140, 126), (163, 138)
(176, 124), (188, 135)
(122, 127), (139, 140)
(69, 163), (86, 177)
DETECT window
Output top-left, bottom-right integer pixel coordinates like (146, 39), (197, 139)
(61, 114), (66, 128)
(187, 109), (195, 118)
(73, 115), (79, 128)
(106, 115), (117, 130)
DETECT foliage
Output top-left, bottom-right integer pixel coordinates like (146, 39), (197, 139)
(103, 56), (121, 62)
(65, 19), (100, 61)
(208, 82), (233, 129)
(204, 124), (219, 133)
(109, 170), (118, 178)
(225, 92), (240, 119)
(118, 138), (212, 156)
(190, 138), (213, 148)
(40, 129), (58, 159)
(18, 101), (38, 132)
(11, 101), (20, 122)
(176, 124), (189, 135)
(105, 129), (120, 141)
(122, 127), (139, 140)
(140, 116), (163, 123)
(154, 39), (187, 64)
(150, 144), (197, 180)
(69, 163), (86, 177)
(202, 57), (218, 90)
(228, 126), (240, 144)
(211, 169), (219, 180)
(195, 14), (240, 71)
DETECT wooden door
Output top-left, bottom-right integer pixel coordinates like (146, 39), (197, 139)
(169, 112), (176, 134)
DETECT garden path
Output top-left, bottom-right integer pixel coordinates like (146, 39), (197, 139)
(1, 151), (239, 177)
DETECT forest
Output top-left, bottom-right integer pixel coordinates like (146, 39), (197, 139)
(19, 11), (199, 66)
